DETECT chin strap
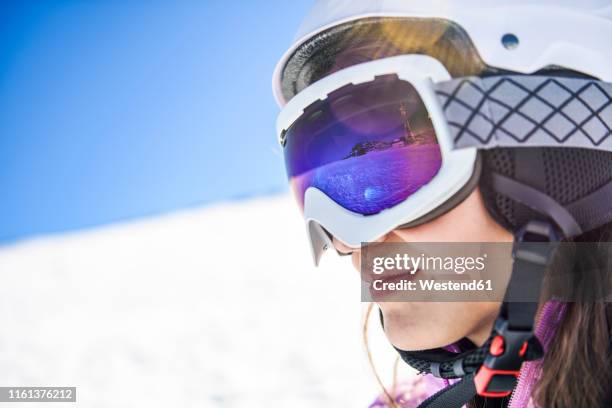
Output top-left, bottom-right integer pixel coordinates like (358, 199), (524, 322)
(394, 220), (558, 408)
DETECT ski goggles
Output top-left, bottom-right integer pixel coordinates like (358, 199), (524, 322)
(276, 55), (612, 264)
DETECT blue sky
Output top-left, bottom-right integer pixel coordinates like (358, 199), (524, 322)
(0, 1), (313, 243)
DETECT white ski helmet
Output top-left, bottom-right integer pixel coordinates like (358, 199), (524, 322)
(273, 0), (612, 106)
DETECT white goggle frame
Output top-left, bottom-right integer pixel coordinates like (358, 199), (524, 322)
(276, 55), (477, 264)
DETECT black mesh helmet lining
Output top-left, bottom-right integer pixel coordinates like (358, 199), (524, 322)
(480, 147), (612, 233)
(543, 148), (612, 204)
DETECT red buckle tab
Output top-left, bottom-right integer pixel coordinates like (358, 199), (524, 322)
(474, 366), (519, 398)
(489, 335), (505, 356)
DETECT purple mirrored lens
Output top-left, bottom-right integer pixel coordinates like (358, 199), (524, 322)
(284, 74), (442, 215)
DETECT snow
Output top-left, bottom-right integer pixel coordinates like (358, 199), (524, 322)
(0, 194), (406, 407)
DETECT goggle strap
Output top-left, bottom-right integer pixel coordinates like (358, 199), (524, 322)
(435, 75), (612, 152)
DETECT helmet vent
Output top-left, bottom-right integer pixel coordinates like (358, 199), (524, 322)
(501, 33), (519, 50)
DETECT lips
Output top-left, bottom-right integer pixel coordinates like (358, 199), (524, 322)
(361, 267), (419, 284)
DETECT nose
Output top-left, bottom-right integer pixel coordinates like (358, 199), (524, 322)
(332, 234), (392, 274)
(332, 233), (391, 255)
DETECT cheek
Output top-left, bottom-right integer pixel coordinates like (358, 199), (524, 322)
(362, 189), (510, 350)
(379, 301), (497, 350)
(391, 188), (513, 243)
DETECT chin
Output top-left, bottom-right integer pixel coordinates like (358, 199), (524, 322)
(380, 305), (459, 351)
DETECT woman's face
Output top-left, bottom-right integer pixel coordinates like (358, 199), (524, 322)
(333, 187), (513, 350)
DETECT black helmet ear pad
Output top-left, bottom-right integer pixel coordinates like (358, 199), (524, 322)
(479, 147), (612, 235)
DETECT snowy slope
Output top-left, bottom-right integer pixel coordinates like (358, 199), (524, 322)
(0, 194), (404, 407)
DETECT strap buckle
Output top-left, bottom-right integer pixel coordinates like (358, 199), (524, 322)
(513, 220), (560, 265)
(474, 318), (539, 397)
(476, 221), (553, 398)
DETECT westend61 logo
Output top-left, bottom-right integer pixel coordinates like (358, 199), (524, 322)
(372, 253), (487, 275)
